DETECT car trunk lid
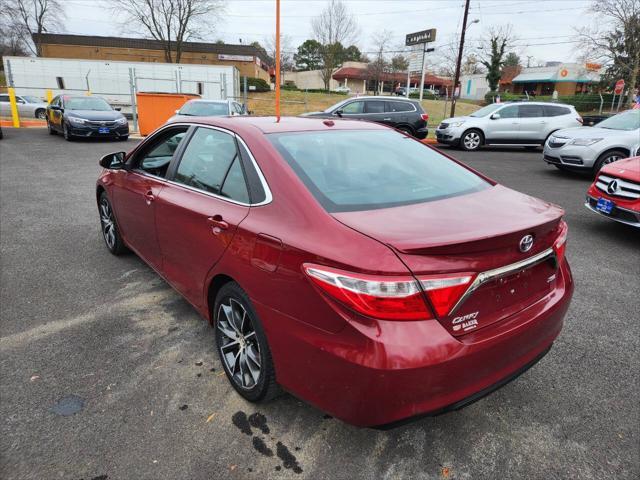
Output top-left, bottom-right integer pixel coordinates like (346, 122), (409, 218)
(332, 185), (564, 335)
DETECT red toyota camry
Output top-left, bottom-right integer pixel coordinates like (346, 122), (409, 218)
(96, 116), (573, 427)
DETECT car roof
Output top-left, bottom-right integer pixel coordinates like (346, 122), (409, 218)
(166, 115), (387, 134)
(501, 101), (574, 107)
(186, 99), (231, 104)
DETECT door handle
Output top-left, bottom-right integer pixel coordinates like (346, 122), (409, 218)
(143, 190), (155, 204)
(383, 118), (392, 121)
(207, 215), (229, 231)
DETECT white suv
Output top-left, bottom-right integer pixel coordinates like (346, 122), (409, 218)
(543, 109), (640, 173)
(436, 102), (582, 151)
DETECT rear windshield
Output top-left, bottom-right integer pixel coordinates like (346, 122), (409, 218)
(269, 130), (490, 212)
(180, 102), (229, 116)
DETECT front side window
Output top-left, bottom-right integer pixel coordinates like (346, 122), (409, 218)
(340, 101), (364, 114)
(136, 128), (188, 178)
(174, 128), (249, 203)
(498, 105), (519, 118)
(269, 130), (489, 212)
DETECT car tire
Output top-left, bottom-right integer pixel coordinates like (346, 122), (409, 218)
(593, 149), (626, 174)
(47, 120), (57, 135)
(460, 129), (483, 151)
(98, 192), (127, 255)
(214, 282), (281, 403)
(63, 123), (73, 141)
(118, 135), (129, 141)
(35, 109), (46, 120)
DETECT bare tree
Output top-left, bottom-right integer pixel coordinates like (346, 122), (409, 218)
(576, 0), (640, 105)
(264, 34), (294, 81)
(111, 0), (226, 63)
(3, 0), (65, 56)
(312, 0), (359, 90)
(366, 30), (392, 94)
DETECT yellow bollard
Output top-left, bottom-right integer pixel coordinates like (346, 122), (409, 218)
(46, 89), (53, 104)
(7, 88), (20, 128)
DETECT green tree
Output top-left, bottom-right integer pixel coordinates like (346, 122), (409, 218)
(481, 27), (514, 92)
(294, 39), (323, 71)
(503, 52), (521, 67)
(391, 55), (409, 73)
(342, 45), (363, 63)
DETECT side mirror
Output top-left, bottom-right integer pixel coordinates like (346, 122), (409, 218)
(334, 109), (343, 117)
(490, 113), (501, 120)
(175, 109), (180, 114)
(99, 151), (126, 169)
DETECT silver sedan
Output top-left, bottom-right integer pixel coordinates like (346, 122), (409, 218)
(0, 94), (49, 119)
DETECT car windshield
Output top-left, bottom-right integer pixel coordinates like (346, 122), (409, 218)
(65, 97), (112, 111)
(269, 130), (490, 212)
(469, 104), (504, 117)
(23, 95), (42, 103)
(323, 99), (349, 113)
(597, 110), (640, 131)
(179, 102), (229, 116)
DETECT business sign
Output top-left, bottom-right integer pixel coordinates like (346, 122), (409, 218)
(408, 45), (424, 73)
(406, 28), (437, 46)
(218, 54), (254, 62)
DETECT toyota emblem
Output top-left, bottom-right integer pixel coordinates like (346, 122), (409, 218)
(519, 235), (534, 253)
(607, 179), (619, 195)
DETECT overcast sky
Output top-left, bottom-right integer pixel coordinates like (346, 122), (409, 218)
(60, 0), (599, 67)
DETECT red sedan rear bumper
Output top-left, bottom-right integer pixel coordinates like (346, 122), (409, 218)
(256, 260), (573, 427)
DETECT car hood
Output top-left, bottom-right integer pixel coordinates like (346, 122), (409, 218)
(332, 185), (563, 254)
(552, 126), (633, 140)
(600, 156), (640, 182)
(66, 110), (124, 121)
(442, 116), (471, 124)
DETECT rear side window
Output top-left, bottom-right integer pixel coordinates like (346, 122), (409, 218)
(387, 101), (415, 112)
(269, 130), (489, 212)
(0, 95), (9, 102)
(519, 105), (544, 118)
(365, 101), (385, 113)
(543, 105), (571, 116)
(174, 127), (249, 203)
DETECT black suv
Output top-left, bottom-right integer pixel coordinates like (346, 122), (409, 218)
(303, 96), (429, 139)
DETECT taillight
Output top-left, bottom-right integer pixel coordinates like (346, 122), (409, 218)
(304, 265), (476, 321)
(421, 113), (429, 121)
(553, 220), (568, 264)
(304, 265), (432, 320)
(417, 274), (475, 317)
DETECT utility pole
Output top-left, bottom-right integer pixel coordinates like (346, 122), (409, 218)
(450, 0), (470, 117)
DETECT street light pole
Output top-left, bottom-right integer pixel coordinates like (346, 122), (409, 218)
(450, 0), (471, 117)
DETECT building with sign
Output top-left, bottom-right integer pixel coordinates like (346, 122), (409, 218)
(32, 33), (271, 81)
(510, 62), (602, 96)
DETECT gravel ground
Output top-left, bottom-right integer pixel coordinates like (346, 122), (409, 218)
(1, 128), (638, 480)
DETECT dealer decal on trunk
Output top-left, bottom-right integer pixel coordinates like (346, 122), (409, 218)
(452, 311), (479, 332)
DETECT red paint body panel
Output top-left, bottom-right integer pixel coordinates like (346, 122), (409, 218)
(97, 116), (574, 426)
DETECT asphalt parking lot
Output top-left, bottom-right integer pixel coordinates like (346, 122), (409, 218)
(1, 128), (638, 480)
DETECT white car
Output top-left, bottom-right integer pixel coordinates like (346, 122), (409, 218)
(0, 93), (49, 119)
(436, 101), (582, 151)
(168, 99), (247, 122)
(333, 86), (351, 94)
(543, 109), (640, 173)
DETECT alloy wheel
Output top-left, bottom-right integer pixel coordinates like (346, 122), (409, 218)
(217, 298), (262, 390)
(463, 131), (481, 150)
(601, 154), (621, 166)
(36, 110), (46, 119)
(99, 198), (117, 250)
